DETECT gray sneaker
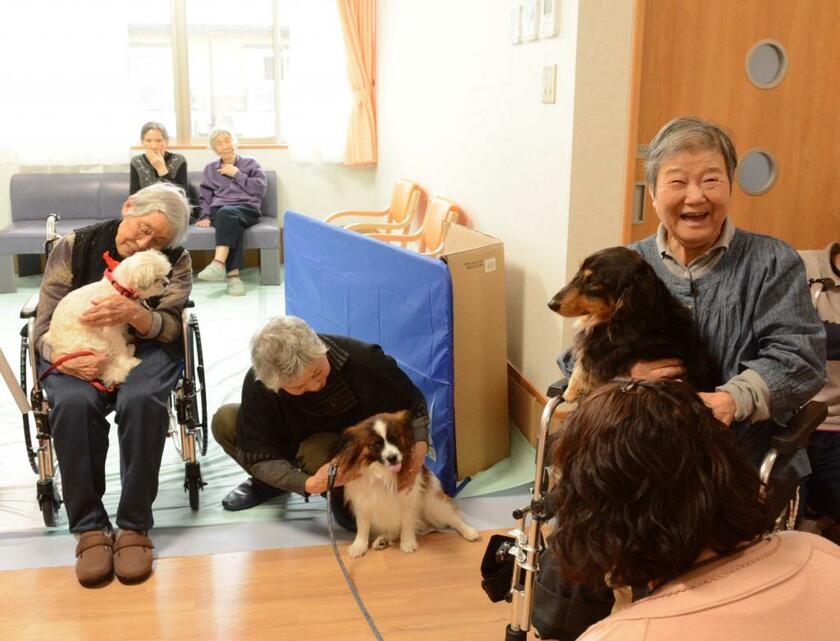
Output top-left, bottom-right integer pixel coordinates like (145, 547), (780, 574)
(227, 276), (246, 296)
(197, 261), (226, 282)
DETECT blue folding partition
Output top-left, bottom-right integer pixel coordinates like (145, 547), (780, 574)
(284, 211), (458, 494)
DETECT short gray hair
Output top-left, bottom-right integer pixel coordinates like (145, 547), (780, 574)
(140, 121), (170, 141)
(208, 127), (238, 151)
(125, 182), (190, 247)
(645, 116), (738, 195)
(251, 316), (328, 392)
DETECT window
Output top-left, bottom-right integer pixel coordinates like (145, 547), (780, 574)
(127, 0), (290, 144)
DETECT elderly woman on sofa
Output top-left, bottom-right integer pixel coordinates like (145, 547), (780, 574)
(33, 182), (192, 587)
(195, 127), (267, 296)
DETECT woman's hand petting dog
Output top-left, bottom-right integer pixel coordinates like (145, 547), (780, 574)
(81, 296), (152, 334)
(398, 441), (428, 491)
(629, 357), (686, 380)
(629, 358), (735, 425)
(55, 351), (109, 381)
(698, 391), (737, 426)
(304, 459), (359, 495)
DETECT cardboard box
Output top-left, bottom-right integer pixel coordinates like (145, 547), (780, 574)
(440, 224), (510, 480)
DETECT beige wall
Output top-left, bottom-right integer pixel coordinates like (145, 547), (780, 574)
(375, 0), (634, 390)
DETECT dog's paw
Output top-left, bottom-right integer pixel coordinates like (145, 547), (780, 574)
(562, 386), (580, 403)
(372, 535), (391, 550)
(348, 541), (369, 558)
(399, 538), (419, 554)
(460, 526), (480, 541)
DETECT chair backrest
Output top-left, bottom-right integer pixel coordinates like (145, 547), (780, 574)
(419, 196), (462, 255)
(388, 179), (423, 226)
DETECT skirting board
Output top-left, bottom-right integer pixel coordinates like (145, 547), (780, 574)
(507, 363), (569, 446)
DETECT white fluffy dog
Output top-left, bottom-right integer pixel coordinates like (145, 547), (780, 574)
(44, 250), (172, 386)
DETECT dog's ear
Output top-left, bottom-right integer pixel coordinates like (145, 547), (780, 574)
(607, 263), (657, 345)
(335, 423), (366, 471)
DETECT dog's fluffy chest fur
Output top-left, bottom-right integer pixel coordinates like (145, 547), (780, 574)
(344, 465), (427, 537)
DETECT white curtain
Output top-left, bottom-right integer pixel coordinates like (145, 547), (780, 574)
(0, 2), (133, 166)
(284, 0), (352, 163)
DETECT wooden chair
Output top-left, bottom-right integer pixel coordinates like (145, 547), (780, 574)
(367, 196), (463, 256)
(325, 178), (424, 236)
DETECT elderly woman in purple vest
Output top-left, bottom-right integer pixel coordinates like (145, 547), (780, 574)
(195, 127), (267, 296)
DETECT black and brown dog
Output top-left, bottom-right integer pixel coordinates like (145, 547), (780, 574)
(549, 246), (716, 402)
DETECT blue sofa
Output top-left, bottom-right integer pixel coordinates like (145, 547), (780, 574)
(0, 171), (281, 292)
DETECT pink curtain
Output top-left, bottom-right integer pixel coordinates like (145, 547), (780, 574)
(337, 0), (377, 165)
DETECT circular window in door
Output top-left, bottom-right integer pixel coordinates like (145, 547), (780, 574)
(738, 148), (778, 196)
(745, 39), (788, 89)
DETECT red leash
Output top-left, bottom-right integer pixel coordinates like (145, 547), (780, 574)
(38, 351), (117, 393)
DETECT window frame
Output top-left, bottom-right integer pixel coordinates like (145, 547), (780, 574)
(156, 0), (286, 146)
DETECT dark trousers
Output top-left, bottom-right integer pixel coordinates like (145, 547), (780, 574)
(40, 342), (182, 534)
(211, 403), (356, 531)
(210, 204), (260, 272)
(806, 431), (840, 521)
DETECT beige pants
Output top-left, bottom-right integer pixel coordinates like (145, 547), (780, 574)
(211, 403), (341, 474)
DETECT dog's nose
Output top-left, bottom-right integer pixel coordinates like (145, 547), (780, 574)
(386, 454), (399, 465)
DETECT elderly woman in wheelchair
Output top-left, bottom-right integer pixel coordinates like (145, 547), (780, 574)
(27, 182), (195, 587)
(542, 380), (840, 641)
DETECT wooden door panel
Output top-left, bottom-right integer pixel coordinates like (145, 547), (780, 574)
(629, 0), (840, 248)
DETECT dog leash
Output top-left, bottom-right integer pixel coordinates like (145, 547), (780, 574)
(326, 463), (385, 641)
(38, 351), (117, 393)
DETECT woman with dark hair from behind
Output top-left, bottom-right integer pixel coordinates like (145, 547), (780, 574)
(547, 379), (840, 641)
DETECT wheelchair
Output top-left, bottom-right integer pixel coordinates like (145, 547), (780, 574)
(17, 214), (209, 527)
(481, 380), (828, 641)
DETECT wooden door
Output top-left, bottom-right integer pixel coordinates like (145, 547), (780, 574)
(624, 0), (840, 249)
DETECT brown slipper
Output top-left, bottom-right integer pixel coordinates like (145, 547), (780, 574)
(113, 531), (155, 584)
(75, 530), (114, 587)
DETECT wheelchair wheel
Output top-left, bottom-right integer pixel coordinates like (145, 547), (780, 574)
(184, 461), (204, 511)
(37, 479), (62, 528)
(188, 313), (208, 456)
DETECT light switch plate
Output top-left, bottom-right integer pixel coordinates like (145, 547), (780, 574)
(508, 3), (522, 44)
(521, 0), (538, 42)
(542, 64), (557, 104)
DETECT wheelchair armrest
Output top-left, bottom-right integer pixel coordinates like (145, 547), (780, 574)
(546, 379), (568, 399)
(20, 293), (39, 319)
(770, 400), (828, 455)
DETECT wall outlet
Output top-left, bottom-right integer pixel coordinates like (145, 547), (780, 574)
(542, 64), (557, 104)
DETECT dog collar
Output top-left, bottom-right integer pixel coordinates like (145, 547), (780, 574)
(102, 251), (138, 299)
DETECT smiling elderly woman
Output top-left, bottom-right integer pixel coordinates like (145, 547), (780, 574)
(195, 127), (267, 296)
(33, 181), (192, 587)
(630, 117), (825, 461)
(559, 116), (825, 467)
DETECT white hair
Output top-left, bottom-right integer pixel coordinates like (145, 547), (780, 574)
(208, 127), (238, 151)
(250, 316), (328, 392)
(125, 182), (190, 247)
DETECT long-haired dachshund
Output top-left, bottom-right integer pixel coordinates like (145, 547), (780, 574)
(548, 246), (715, 402)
